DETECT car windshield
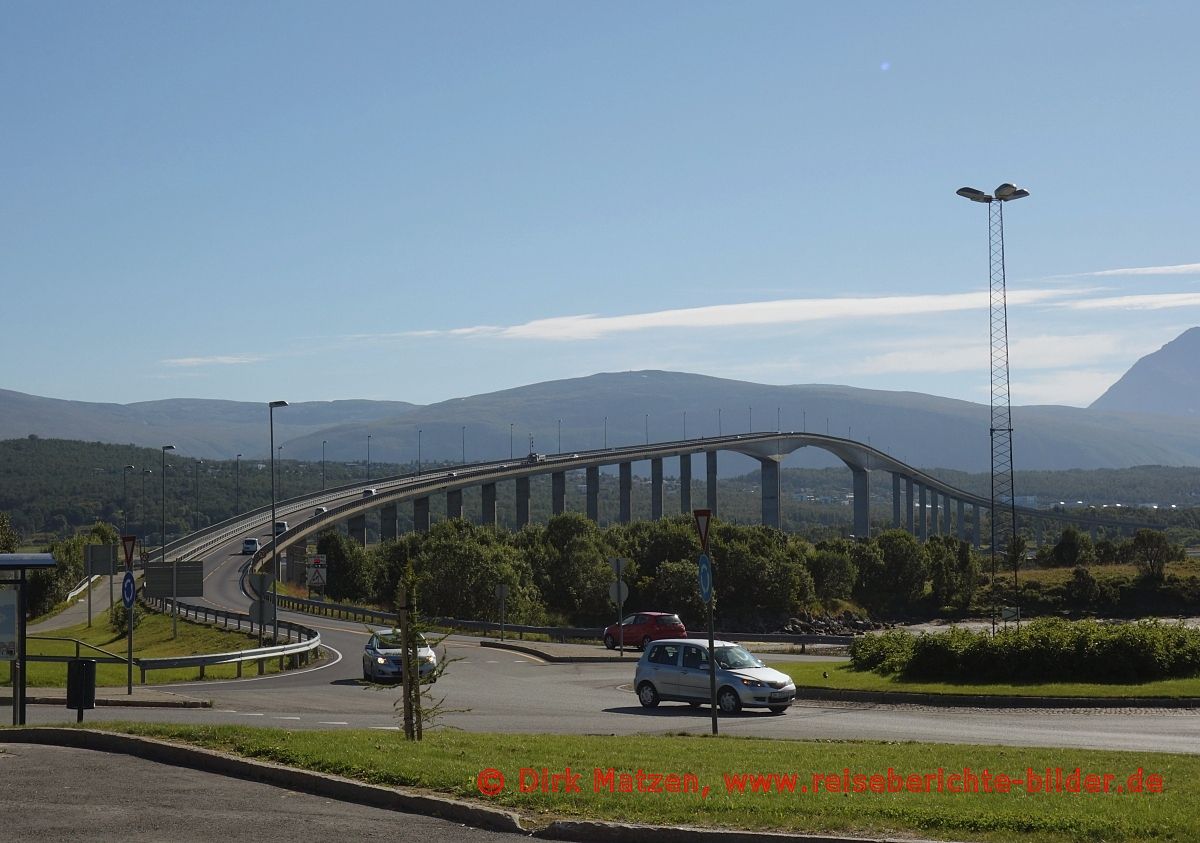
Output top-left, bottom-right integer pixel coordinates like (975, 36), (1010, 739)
(376, 632), (427, 649)
(713, 645), (763, 670)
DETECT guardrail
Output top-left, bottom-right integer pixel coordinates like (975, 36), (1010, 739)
(139, 596), (322, 681)
(272, 594), (853, 646)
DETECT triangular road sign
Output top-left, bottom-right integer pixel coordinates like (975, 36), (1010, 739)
(121, 535), (138, 566)
(692, 509), (711, 551)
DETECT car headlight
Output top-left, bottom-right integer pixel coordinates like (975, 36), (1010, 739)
(375, 656), (387, 665)
(739, 678), (765, 687)
(420, 655), (435, 663)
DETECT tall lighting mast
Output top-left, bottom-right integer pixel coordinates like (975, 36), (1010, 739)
(956, 182), (1029, 633)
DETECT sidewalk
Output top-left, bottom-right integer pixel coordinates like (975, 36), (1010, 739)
(1, 685), (211, 708)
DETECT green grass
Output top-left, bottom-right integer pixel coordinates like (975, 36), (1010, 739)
(63, 724), (1199, 843)
(774, 661), (1200, 699)
(1, 610), (288, 687)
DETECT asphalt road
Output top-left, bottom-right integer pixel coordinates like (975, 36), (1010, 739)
(19, 529), (1200, 755)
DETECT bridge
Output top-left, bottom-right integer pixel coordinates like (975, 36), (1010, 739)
(260, 432), (1157, 559)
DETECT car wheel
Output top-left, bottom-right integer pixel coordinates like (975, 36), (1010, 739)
(641, 636), (652, 650)
(717, 686), (742, 714)
(603, 633), (616, 650)
(637, 682), (660, 708)
(768, 704), (789, 715)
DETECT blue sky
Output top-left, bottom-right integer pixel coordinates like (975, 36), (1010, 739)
(3, 2), (1199, 409)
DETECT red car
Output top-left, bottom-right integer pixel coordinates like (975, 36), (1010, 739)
(604, 612), (686, 650)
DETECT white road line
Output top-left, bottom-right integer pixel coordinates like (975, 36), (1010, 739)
(318, 721), (349, 726)
(485, 660), (499, 663)
(275, 716), (301, 720)
(370, 726), (401, 731)
(234, 712), (264, 717)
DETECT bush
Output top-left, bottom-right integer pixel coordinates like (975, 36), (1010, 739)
(875, 618), (1200, 684)
(109, 602), (141, 635)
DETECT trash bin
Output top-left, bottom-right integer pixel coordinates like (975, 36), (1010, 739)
(66, 658), (97, 714)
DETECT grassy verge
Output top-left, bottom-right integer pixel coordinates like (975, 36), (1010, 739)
(76, 724), (1197, 843)
(774, 661), (1200, 698)
(1, 610), (289, 687)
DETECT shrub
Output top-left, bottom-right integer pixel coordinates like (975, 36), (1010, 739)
(849, 629), (915, 674)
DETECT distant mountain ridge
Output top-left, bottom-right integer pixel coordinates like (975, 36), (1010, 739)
(1090, 328), (1200, 417)
(4, 328), (1200, 473)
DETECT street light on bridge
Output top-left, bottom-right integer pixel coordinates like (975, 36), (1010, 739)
(161, 445), (176, 637)
(269, 400), (288, 643)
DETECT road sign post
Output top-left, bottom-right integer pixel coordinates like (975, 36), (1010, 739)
(495, 583), (509, 641)
(608, 557), (629, 656)
(122, 569), (136, 695)
(692, 511), (717, 735)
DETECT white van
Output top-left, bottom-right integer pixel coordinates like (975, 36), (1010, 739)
(273, 520), (289, 535)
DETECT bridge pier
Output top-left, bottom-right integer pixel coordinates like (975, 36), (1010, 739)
(516, 476), (531, 527)
(651, 458), (663, 520)
(706, 451), (718, 515)
(892, 473), (901, 528)
(586, 466), (600, 522)
(348, 513), (366, 546)
(957, 498), (966, 542)
(973, 504), (981, 548)
(619, 462), (632, 523)
(760, 458), (781, 529)
(679, 454), (692, 513)
(852, 466), (869, 538)
(552, 471), (566, 515)
(482, 482), (497, 527)
(413, 496), (430, 533)
(447, 488), (463, 520)
(905, 476), (914, 534)
(918, 484), (928, 541)
(380, 502), (398, 542)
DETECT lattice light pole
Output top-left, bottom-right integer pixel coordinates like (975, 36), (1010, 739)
(957, 182), (1029, 633)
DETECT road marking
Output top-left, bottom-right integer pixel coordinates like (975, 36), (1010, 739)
(318, 721), (349, 726)
(485, 660), (499, 663)
(234, 712), (264, 716)
(370, 726), (401, 731)
(274, 716), (301, 720)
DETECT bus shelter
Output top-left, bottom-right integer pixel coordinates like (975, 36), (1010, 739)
(1, 553), (58, 725)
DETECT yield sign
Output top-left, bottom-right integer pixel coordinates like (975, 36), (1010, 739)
(692, 509), (712, 551)
(121, 535), (138, 567)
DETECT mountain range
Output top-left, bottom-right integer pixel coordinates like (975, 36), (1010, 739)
(3, 328), (1200, 474)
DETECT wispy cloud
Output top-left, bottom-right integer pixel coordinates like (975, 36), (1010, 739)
(1054, 292), (1200, 311)
(1080, 262), (1200, 277)
(414, 289), (1076, 342)
(161, 354), (263, 367)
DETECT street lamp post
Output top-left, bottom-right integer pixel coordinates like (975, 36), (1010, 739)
(235, 454), (242, 515)
(366, 434), (371, 481)
(161, 445), (176, 636)
(122, 465), (135, 534)
(321, 441), (326, 490)
(193, 460), (203, 532)
(957, 182), (1030, 634)
(277, 445), (284, 498)
(269, 400), (288, 643)
(140, 468), (151, 551)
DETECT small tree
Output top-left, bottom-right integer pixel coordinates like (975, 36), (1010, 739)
(1131, 529), (1174, 582)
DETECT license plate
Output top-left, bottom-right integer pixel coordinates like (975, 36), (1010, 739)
(769, 692), (791, 701)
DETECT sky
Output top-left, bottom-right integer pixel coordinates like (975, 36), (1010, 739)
(3, 2), (1199, 410)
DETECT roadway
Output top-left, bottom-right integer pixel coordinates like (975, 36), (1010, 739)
(18, 527), (1200, 754)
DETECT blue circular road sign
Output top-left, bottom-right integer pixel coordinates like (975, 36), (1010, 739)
(698, 553), (713, 604)
(122, 571), (136, 609)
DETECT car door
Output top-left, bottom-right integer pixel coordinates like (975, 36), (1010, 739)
(676, 643), (712, 701)
(642, 642), (682, 697)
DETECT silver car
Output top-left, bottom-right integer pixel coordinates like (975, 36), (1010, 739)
(634, 638), (796, 714)
(362, 629), (437, 683)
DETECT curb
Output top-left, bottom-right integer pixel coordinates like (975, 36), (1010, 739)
(0, 728), (971, 843)
(0, 692), (212, 709)
(536, 821), (961, 843)
(481, 640), (630, 663)
(793, 686), (1200, 709)
(0, 728), (524, 834)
